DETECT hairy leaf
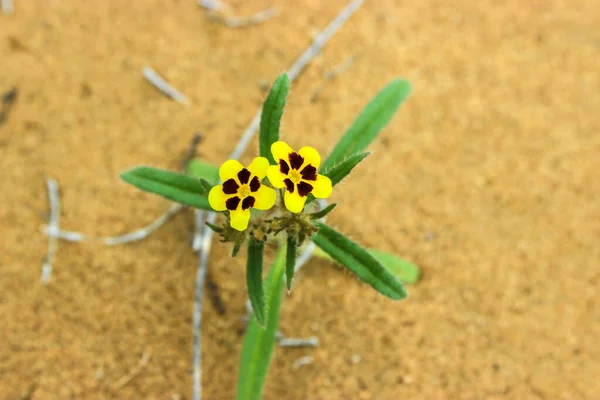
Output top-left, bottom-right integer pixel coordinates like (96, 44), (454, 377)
(246, 237), (266, 326)
(311, 222), (407, 299)
(237, 246), (287, 400)
(321, 79), (411, 172)
(321, 152), (370, 187)
(121, 166), (211, 210)
(259, 73), (290, 164)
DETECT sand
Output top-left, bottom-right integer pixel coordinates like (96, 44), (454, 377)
(1, 0), (598, 399)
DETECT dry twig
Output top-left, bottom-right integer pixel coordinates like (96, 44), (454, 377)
(278, 336), (319, 348)
(142, 66), (190, 105)
(205, 7), (278, 29)
(104, 203), (183, 246)
(1, 0), (13, 15)
(197, 0), (228, 12)
(41, 179), (59, 285)
(293, 356), (314, 370)
(113, 351), (152, 390)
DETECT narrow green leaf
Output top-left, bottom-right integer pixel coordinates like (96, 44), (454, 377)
(312, 246), (421, 285)
(259, 73), (290, 164)
(311, 222), (407, 300)
(322, 152), (370, 187)
(237, 246), (287, 400)
(308, 203), (337, 220)
(199, 178), (213, 193)
(246, 237), (266, 326)
(120, 166), (212, 210)
(185, 158), (219, 184)
(232, 241), (242, 257)
(320, 79), (411, 173)
(285, 236), (297, 291)
(205, 221), (223, 233)
(368, 249), (421, 285)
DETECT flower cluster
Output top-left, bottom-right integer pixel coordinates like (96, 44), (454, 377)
(208, 141), (332, 231)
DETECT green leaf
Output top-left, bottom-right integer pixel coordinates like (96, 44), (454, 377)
(311, 222), (407, 300)
(246, 237), (266, 327)
(205, 221), (223, 233)
(120, 166), (212, 210)
(185, 158), (219, 184)
(199, 178), (213, 193)
(259, 73), (290, 164)
(312, 246), (421, 285)
(285, 236), (297, 291)
(321, 152), (370, 187)
(237, 245), (287, 400)
(320, 79), (411, 173)
(308, 203), (337, 219)
(232, 240), (242, 257)
(368, 249), (421, 285)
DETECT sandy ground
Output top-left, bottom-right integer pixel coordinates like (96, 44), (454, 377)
(1, 0), (599, 399)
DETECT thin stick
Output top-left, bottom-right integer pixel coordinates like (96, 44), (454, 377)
(41, 179), (59, 285)
(229, 0), (365, 161)
(113, 351), (152, 390)
(1, 0), (13, 15)
(278, 336), (319, 348)
(293, 356), (314, 370)
(104, 203), (183, 246)
(192, 211), (216, 400)
(142, 66), (190, 105)
(197, 0), (228, 12)
(206, 7), (278, 29)
(42, 226), (87, 242)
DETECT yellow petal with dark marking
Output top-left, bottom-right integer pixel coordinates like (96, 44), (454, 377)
(284, 190), (307, 213)
(230, 208), (251, 231)
(208, 186), (228, 211)
(247, 157), (270, 179)
(271, 141), (294, 163)
(219, 159), (244, 182)
(312, 174), (332, 199)
(253, 186), (277, 210)
(267, 165), (287, 188)
(298, 146), (321, 170)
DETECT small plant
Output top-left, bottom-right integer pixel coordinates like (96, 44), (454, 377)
(121, 73), (418, 399)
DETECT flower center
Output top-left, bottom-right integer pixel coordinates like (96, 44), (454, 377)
(289, 169), (302, 184)
(238, 184), (251, 198)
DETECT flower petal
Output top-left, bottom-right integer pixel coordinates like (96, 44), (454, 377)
(271, 141), (294, 163)
(247, 156), (270, 179)
(267, 165), (287, 188)
(230, 208), (251, 231)
(298, 146), (321, 170)
(312, 174), (332, 198)
(284, 190), (308, 213)
(208, 186), (228, 211)
(219, 159), (244, 182)
(253, 186), (276, 210)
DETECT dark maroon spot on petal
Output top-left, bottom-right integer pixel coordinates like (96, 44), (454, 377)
(242, 196), (255, 210)
(279, 159), (290, 174)
(226, 196), (240, 211)
(237, 168), (251, 184)
(289, 152), (304, 170)
(284, 178), (294, 193)
(222, 178), (239, 194)
(300, 165), (317, 181)
(297, 181), (313, 197)
(249, 176), (261, 192)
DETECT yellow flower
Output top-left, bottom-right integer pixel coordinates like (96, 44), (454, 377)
(209, 157), (276, 231)
(267, 141), (332, 213)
